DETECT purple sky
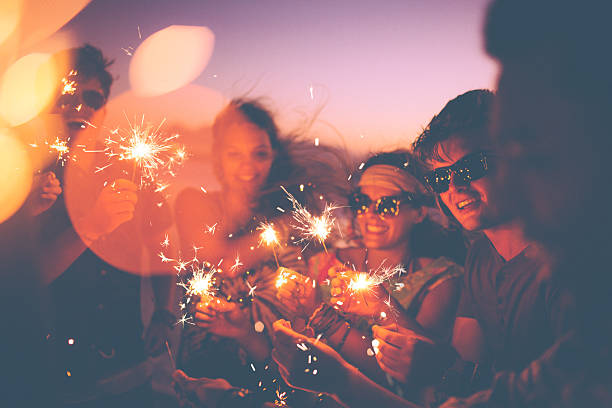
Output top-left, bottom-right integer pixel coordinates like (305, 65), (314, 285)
(58, 0), (498, 153)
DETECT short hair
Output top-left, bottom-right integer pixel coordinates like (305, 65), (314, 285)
(412, 89), (494, 164)
(55, 44), (114, 99)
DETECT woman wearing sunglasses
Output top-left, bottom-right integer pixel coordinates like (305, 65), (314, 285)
(277, 151), (465, 397)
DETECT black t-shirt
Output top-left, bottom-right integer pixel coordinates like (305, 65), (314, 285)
(41, 162), (171, 392)
(457, 236), (575, 372)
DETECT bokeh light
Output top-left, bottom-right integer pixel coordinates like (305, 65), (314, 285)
(0, 129), (32, 223)
(129, 25), (215, 97)
(0, 53), (58, 126)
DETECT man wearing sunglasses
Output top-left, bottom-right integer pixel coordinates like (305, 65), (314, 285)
(25, 44), (176, 406)
(371, 90), (574, 402)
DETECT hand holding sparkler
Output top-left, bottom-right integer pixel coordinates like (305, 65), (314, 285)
(329, 266), (387, 317)
(25, 171), (62, 216)
(194, 297), (251, 339)
(78, 178), (138, 242)
(371, 324), (435, 384)
(275, 268), (318, 318)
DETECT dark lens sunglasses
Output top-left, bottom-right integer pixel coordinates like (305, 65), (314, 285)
(57, 90), (106, 110)
(424, 151), (490, 194)
(349, 191), (420, 218)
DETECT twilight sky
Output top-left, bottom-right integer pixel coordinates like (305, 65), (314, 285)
(53, 0), (498, 153)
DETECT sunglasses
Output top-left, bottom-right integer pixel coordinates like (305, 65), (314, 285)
(349, 191), (420, 218)
(56, 90), (106, 111)
(423, 151), (490, 194)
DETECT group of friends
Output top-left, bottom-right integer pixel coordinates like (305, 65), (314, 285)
(2, 1), (611, 407)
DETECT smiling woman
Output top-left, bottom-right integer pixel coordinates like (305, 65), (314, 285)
(174, 97), (348, 403)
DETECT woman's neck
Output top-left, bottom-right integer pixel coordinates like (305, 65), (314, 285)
(221, 190), (258, 231)
(364, 244), (411, 272)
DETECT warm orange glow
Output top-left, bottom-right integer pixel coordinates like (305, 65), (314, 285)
(0, 129), (32, 223)
(0, 1), (20, 47)
(0, 53), (58, 126)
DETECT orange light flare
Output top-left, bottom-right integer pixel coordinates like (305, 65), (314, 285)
(104, 114), (187, 187)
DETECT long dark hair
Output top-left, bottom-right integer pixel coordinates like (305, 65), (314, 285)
(355, 150), (467, 264)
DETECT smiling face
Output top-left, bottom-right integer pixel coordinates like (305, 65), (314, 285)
(215, 117), (275, 197)
(51, 75), (107, 142)
(355, 184), (423, 250)
(429, 133), (510, 232)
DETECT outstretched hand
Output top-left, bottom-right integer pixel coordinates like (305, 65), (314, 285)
(372, 324), (435, 383)
(271, 319), (355, 398)
(79, 178), (138, 241)
(329, 266), (387, 317)
(193, 296), (250, 339)
(276, 268), (318, 319)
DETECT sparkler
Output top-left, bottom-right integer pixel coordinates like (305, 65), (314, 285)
(344, 262), (400, 310)
(258, 222), (280, 268)
(281, 186), (338, 253)
(104, 114), (186, 188)
(48, 137), (70, 165)
(179, 265), (217, 298)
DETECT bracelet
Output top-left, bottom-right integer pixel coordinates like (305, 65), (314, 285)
(307, 304), (347, 338)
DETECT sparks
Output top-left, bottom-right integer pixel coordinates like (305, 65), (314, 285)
(258, 222), (279, 247)
(205, 223), (217, 234)
(275, 268), (292, 288)
(176, 313), (194, 327)
(230, 255), (243, 272)
(103, 114), (186, 187)
(178, 265), (217, 298)
(246, 280), (257, 297)
(49, 137), (70, 164)
(281, 186), (338, 251)
(161, 234), (170, 248)
(158, 251), (172, 263)
(61, 70), (78, 95)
